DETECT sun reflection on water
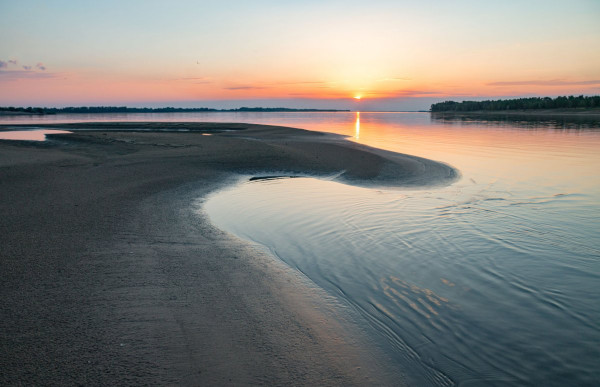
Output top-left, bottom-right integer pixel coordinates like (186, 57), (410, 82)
(204, 115), (600, 385)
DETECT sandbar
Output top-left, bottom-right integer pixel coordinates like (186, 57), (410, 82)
(0, 122), (457, 385)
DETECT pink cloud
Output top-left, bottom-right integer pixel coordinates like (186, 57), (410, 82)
(488, 79), (600, 86)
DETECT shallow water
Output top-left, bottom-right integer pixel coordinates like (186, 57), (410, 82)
(203, 113), (600, 386)
(0, 129), (71, 141)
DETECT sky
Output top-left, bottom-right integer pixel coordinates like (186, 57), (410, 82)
(1, 0), (599, 110)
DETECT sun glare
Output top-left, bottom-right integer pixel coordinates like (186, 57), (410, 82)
(354, 95), (362, 100)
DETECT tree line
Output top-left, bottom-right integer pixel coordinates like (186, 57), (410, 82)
(430, 95), (600, 112)
(0, 106), (348, 114)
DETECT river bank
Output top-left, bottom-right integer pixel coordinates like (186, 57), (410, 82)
(431, 108), (600, 116)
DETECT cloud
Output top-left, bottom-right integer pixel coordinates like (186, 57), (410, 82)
(374, 89), (442, 98)
(1, 59), (47, 71)
(286, 92), (333, 97)
(487, 79), (600, 86)
(0, 59), (20, 68)
(177, 77), (211, 81)
(273, 80), (329, 86)
(175, 76), (213, 84)
(224, 85), (269, 90)
(0, 58), (53, 80)
(0, 70), (57, 80)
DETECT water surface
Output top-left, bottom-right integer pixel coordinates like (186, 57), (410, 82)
(203, 113), (600, 386)
(0, 129), (71, 141)
(3, 111), (599, 385)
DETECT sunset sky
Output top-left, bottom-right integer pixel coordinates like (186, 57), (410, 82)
(1, 0), (599, 110)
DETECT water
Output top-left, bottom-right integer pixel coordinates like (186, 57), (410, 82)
(3, 111), (599, 385)
(0, 129), (71, 141)
(0, 111), (359, 127)
(200, 112), (600, 386)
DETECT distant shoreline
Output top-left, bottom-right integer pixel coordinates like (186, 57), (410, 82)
(0, 111), (40, 116)
(0, 107), (350, 116)
(430, 95), (600, 115)
(430, 108), (600, 116)
(4, 107), (600, 117)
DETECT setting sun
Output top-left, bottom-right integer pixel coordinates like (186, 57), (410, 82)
(354, 96), (362, 100)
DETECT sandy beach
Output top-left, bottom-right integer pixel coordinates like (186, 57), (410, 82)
(0, 123), (457, 385)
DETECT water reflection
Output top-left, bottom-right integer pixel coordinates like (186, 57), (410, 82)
(354, 111), (360, 139)
(204, 114), (600, 386)
(430, 112), (600, 130)
(0, 129), (71, 141)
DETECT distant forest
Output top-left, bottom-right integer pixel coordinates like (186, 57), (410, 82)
(430, 95), (600, 112)
(0, 106), (348, 114)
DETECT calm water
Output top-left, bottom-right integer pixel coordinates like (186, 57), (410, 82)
(201, 112), (600, 386)
(0, 129), (72, 141)
(3, 111), (599, 385)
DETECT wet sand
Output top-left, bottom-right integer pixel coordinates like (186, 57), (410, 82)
(0, 122), (457, 385)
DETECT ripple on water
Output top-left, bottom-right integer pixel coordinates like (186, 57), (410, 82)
(203, 175), (600, 386)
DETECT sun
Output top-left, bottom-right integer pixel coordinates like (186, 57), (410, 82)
(353, 95), (362, 100)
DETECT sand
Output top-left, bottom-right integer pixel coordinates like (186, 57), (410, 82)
(0, 122), (457, 385)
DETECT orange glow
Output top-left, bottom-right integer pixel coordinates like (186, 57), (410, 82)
(1, 1), (599, 108)
(2, 57), (599, 106)
(4, 69), (599, 107)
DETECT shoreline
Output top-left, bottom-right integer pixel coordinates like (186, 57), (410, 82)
(0, 123), (458, 385)
(430, 108), (600, 116)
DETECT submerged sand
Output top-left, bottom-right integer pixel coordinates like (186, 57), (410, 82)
(0, 122), (457, 385)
